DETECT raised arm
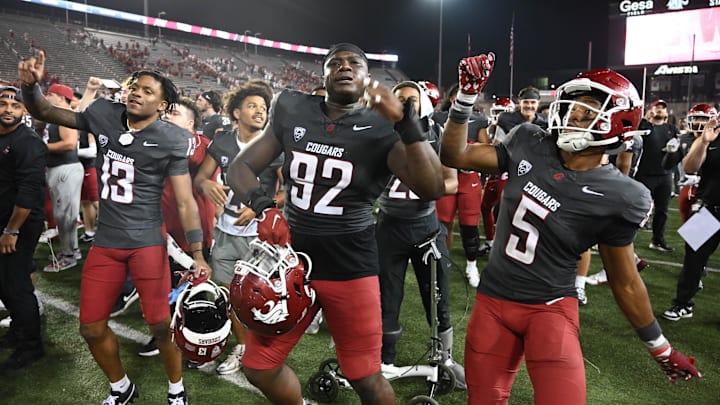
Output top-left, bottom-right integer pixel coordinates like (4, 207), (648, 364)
(18, 51), (80, 129)
(683, 118), (719, 173)
(440, 53), (501, 174)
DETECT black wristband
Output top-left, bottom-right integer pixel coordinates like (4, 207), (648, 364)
(394, 99), (427, 145)
(247, 187), (276, 214)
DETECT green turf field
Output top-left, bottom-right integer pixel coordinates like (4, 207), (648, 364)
(1, 201), (718, 404)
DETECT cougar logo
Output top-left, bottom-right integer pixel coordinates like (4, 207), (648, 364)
(252, 299), (289, 325)
(517, 160), (533, 176)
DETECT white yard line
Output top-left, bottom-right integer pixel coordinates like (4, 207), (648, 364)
(35, 292), (267, 398)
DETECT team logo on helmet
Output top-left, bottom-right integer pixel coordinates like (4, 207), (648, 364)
(231, 239), (316, 336)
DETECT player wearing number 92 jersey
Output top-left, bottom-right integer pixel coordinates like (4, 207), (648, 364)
(272, 90), (398, 280)
(77, 98), (192, 249)
(482, 123), (652, 303)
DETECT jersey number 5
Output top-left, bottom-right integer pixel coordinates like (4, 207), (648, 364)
(505, 194), (549, 264)
(289, 151), (352, 215)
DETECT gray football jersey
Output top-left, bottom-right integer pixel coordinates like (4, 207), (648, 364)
(77, 99), (191, 248)
(479, 123), (652, 303)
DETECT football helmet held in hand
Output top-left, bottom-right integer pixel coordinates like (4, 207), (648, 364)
(549, 69), (643, 152)
(230, 239), (316, 336)
(171, 280), (232, 363)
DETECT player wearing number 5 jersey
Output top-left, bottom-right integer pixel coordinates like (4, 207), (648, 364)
(20, 52), (209, 405)
(441, 53), (701, 404)
(227, 43), (444, 405)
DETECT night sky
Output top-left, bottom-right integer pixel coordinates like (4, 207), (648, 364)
(14, 0), (612, 96)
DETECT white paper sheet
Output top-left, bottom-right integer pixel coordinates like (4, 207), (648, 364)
(677, 207), (720, 251)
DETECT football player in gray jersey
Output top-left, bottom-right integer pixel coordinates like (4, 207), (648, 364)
(227, 43), (444, 405)
(441, 54), (701, 404)
(377, 81), (465, 388)
(20, 52), (209, 405)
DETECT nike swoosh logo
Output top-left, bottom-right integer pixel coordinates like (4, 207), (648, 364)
(471, 183), (479, 187)
(581, 186), (604, 196)
(709, 147), (718, 150)
(143, 141), (159, 147)
(271, 214), (281, 228)
(353, 125), (372, 131)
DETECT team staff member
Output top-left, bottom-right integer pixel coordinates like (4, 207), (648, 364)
(227, 43), (444, 405)
(0, 86), (47, 373)
(440, 54), (700, 404)
(662, 116), (720, 321)
(635, 100), (678, 252)
(19, 52), (210, 405)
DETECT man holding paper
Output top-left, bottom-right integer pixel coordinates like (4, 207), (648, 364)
(663, 117), (720, 321)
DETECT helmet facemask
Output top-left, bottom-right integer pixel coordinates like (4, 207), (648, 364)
(550, 77), (638, 152)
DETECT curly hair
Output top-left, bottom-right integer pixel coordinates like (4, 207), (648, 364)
(223, 80), (273, 123)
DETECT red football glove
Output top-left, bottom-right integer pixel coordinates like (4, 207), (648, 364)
(458, 53), (495, 95)
(257, 207), (291, 246)
(176, 268), (209, 287)
(653, 348), (702, 383)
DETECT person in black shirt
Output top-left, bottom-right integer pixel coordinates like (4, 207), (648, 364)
(0, 86), (47, 373)
(635, 99), (678, 252)
(662, 114), (720, 321)
(196, 90), (230, 139)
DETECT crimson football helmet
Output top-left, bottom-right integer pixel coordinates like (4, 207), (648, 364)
(686, 103), (717, 136)
(549, 69), (642, 152)
(230, 239), (316, 337)
(171, 280), (232, 363)
(418, 81), (441, 108)
(490, 97), (515, 122)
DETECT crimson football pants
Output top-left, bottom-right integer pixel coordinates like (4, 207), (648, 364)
(465, 292), (585, 405)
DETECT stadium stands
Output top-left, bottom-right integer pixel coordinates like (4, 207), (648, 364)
(0, 11), (408, 96)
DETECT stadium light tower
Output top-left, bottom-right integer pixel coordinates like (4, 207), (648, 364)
(254, 32), (262, 55)
(243, 30), (252, 53)
(437, 0), (444, 92)
(158, 11), (167, 39)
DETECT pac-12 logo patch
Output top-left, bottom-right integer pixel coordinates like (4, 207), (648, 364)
(293, 126), (306, 142)
(98, 134), (109, 148)
(517, 160), (533, 176)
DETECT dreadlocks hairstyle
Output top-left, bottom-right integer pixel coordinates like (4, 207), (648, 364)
(129, 70), (179, 114)
(224, 80), (273, 123)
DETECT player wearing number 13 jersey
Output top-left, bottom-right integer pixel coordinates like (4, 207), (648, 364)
(20, 59), (210, 404)
(227, 43), (444, 405)
(441, 56), (700, 404)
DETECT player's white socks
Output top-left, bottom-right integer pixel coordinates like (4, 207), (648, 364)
(110, 375), (131, 393)
(575, 276), (587, 289)
(466, 260), (480, 288)
(168, 378), (184, 395)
